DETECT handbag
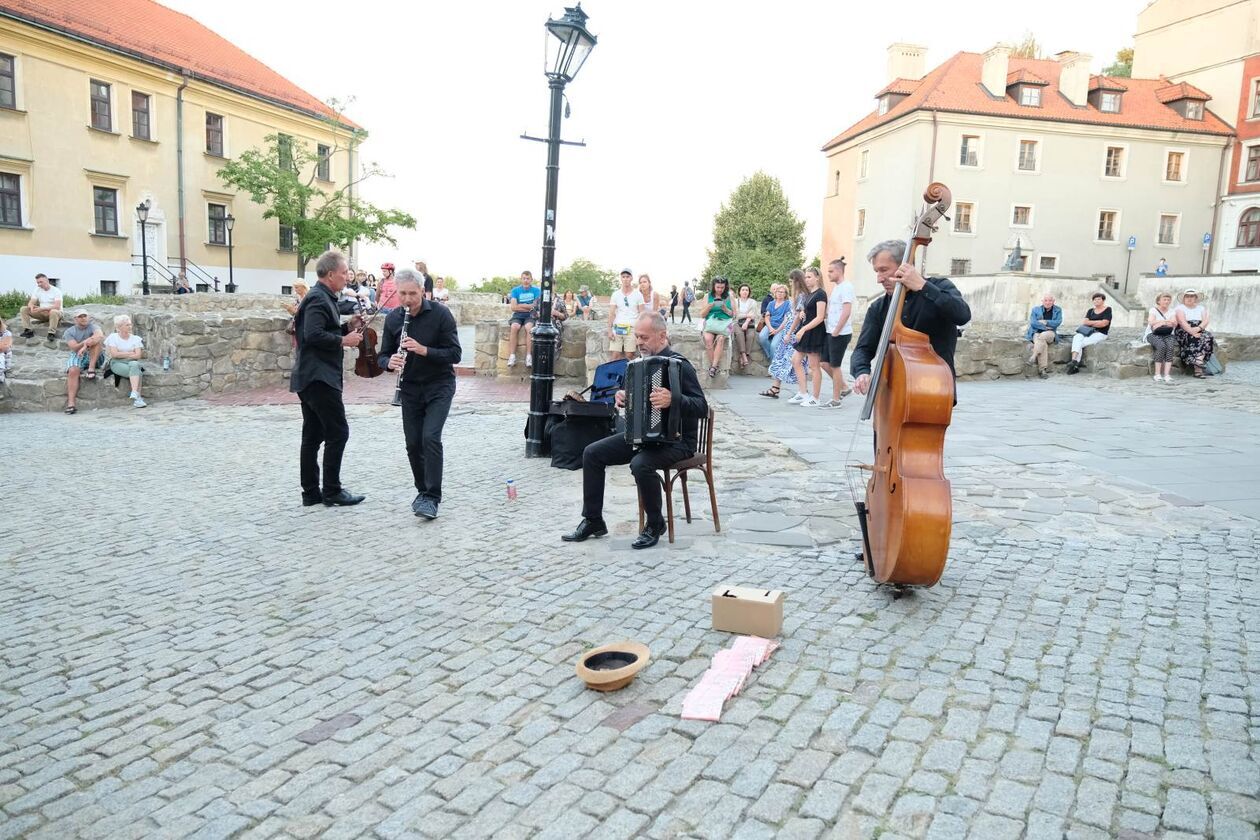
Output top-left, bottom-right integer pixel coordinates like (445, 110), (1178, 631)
(703, 317), (729, 335)
(1075, 325), (1096, 337)
(1152, 325), (1173, 336)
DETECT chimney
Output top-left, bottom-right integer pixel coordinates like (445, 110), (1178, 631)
(886, 43), (926, 82)
(981, 45), (1011, 97)
(1057, 50), (1092, 106)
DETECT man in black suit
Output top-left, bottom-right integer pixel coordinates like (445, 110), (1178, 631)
(291, 249), (366, 507)
(378, 270), (461, 520)
(563, 311), (708, 550)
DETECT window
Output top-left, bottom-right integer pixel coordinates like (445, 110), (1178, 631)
(1038, 255), (1059, 272)
(960, 135), (979, 167)
(281, 285), (293, 296)
(0, 53), (14, 109)
(1019, 86), (1042, 107)
(1011, 205), (1033, 227)
(1246, 146), (1260, 182)
(1018, 139), (1039, 172)
(90, 80), (112, 131)
(93, 187), (118, 235)
(100, 280), (118, 296)
(1104, 146), (1125, 178)
(205, 112), (224, 156)
(1253, 80), (1260, 117)
(208, 203), (228, 245)
(1185, 100), (1204, 120)
(855, 209), (866, 238)
(1096, 210), (1118, 242)
(1158, 214), (1179, 245)
(0, 172), (20, 226)
(859, 149), (869, 179)
(316, 144), (331, 181)
(278, 134), (294, 171)
(950, 259), (971, 276)
(1100, 92), (1121, 113)
(279, 223), (295, 251)
(1238, 207), (1260, 248)
(1165, 151), (1184, 182)
(953, 202), (974, 234)
(131, 91), (151, 140)
(878, 97), (889, 116)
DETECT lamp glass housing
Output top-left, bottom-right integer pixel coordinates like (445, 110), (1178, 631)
(544, 5), (596, 82)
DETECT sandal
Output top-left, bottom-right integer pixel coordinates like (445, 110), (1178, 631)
(759, 386), (780, 399)
(64, 405), (76, 415)
(707, 366), (717, 378)
(85, 370), (96, 380)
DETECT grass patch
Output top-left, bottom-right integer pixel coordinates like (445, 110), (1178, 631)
(0, 291), (126, 321)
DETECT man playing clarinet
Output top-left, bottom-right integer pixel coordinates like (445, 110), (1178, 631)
(562, 312), (708, 550)
(378, 270), (461, 520)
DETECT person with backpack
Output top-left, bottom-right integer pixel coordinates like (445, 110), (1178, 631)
(681, 281), (695, 323)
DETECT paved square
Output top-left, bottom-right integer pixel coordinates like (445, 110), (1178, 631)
(1, 366), (1257, 839)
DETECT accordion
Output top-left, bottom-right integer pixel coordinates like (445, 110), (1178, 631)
(624, 355), (683, 446)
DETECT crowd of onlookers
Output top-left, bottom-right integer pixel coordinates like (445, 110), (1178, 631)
(1023, 288), (1217, 380)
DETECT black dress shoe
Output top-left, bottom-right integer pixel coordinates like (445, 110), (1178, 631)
(631, 524), (666, 550)
(301, 493), (323, 507)
(562, 518), (608, 542)
(323, 489), (365, 507)
(19, 329), (33, 338)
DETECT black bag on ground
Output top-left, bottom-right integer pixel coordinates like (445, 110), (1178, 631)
(548, 401), (617, 470)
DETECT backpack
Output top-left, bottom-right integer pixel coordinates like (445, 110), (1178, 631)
(683, 287), (695, 304)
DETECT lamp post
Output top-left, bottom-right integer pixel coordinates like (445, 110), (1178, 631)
(136, 200), (151, 296)
(524, 4), (597, 458)
(225, 213), (236, 293)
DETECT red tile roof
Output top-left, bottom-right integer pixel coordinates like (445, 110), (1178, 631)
(1006, 68), (1048, 86)
(1089, 75), (1129, 92)
(1155, 80), (1210, 103)
(876, 78), (919, 97)
(822, 52), (1232, 150)
(0, 0), (358, 128)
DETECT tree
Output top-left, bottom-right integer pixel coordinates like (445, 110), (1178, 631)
(555, 258), (616, 296)
(703, 171), (805, 299)
(470, 276), (520, 298)
(1006, 32), (1042, 59)
(1103, 47), (1133, 78)
(217, 100), (416, 278)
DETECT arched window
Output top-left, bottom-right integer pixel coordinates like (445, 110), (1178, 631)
(1238, 207), (1260, 248)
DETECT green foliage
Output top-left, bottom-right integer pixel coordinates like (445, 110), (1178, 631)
(439, 277), (459, 291)
(216, 104), (416, 277)
(1103, 47), (1133, 78)
(1006, 31), (1042, 59)
(470, 276), (520, 298)
(555, 258), (616, 297)
(703, 171), (805, 299)
(0, 291), (124, 320)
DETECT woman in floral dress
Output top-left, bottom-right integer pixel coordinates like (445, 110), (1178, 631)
(765, 269), (809, 396)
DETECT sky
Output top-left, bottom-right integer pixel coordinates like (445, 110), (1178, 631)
(161, 0), (1148, 287)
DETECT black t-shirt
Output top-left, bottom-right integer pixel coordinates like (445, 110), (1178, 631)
(803, 289), (827, 326)
(1086, 306), (1113, 334)
(761, 293), (774, 314)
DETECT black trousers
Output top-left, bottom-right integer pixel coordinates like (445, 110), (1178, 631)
(581, 434), (693, 529)
(298, 381), (349, 495)
(401, 378), (455, 503)
(680, 303), (692, 323)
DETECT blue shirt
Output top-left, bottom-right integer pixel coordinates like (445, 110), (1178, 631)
(766, 299), (792, 329)
(511, 285), (539, 307)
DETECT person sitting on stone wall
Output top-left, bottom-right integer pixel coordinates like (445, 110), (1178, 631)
(1173, 289), (1216, 378)
(1023, 293), (1062, 379)
(62, 309), (104, 415)
(1145, 292), (1177, 383)
(0, 316), (12, 392)
(19, 273), (63, 342)
(104, 315), (148, 408)
(1068, 293), (1112, 375)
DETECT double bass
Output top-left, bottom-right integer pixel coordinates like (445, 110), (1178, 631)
(854, 182), (954, 587)
(351, 301), (386, 379)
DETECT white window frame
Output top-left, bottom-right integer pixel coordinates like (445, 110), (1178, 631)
(130, 89), (156, 142)
(877, 96), (890, 116)
(1102, 143), (1128, 180)
(952, 200), (977, 236)
(1184, 100), (1204, 120)
(205, 200), (230, 246)
(957, 132), (983, 169)
(0, 160), (31, 229)
(1094, 208), (1121, 244)
(205, 111), (228, 158)
(1036, 254), (1060, 273)
(1162, 147), (1188, 185)
(855, 208), (866, 239)
(87, 77), (115, 133)
(1019, 86), (1042, 107)
(858, 148), (869, 181)
(1251, 77), (1260, 119)
(1240, 141), (1260, 185)
(1099, 91), (1122, 113)
(950, 258), (972, 276)
(1014, 136), (1042, 174)
(1010, 203), (1034, 229)
(1156, 212), (1181, 247)
(0, 51), (24, 111)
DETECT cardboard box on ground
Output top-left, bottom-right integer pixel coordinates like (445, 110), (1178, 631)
(711, 585), (784, 637)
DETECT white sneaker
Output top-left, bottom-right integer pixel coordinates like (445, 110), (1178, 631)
(1163, 375), (1173, 383)
(128, 390), (139, 400)
(526, 354), (533, 367)
(787, 392), (805, 404)
(1153, 374), (1162, 382)
(800, 397), (819, 407)
(507, 354), (516, 366)
(132, 397), (147, 408)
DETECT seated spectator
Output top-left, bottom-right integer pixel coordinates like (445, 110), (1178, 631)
(282, 281), (309, 317)
(63, 309), (104, 414)
(699, 276), (734, 378)
(508, 271), (540, 367)
(0, 316), (12, 390)
(1174, 289), (1215, 378)
(1068, 292), (1112, 374)
(174, 274), (193, 294)
(555, 290), (575, 323)
(1145, 292), (1177, 383)
(758, 283), (792, 368)
(104, 315), (148, 408)
(732, 284), (759, 369)
(432, 277), (450, 303)
(577, 285), (595, 320)
(19, 273), (63, 342)
(1024, 293), (1062, 379)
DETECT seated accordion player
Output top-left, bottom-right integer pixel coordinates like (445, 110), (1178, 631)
(623, 355), (683, 446)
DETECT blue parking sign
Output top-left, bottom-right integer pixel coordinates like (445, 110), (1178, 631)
(1127, 235), (1137, 250)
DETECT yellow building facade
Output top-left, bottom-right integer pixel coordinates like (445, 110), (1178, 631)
(0, 2), (360, 296)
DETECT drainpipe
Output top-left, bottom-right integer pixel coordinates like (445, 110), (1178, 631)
(176, 73), (190, 275)
(348, 130), (356, 268)
(1207, 139), (1230, 275)
(926, 111), (939, 273)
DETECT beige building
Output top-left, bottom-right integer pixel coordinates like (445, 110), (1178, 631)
(822, 45), (1233, 296)
(1133, 0), (1260, 273)
(0, 0), (361, 297)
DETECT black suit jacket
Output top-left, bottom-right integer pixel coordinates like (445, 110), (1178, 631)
(376, 300), (462, 386)
(647, 346), (708, 451)
(290, 281), (349, 393)
(850, 276), (971, 380)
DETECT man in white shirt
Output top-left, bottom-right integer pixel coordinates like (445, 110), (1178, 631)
(606, 269), (644, 361)
(19, 273), (63, 341)
(821, 258), (855, 408)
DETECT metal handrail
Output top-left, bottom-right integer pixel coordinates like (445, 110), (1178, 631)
(132, 256), (178, 290)
(175, 259), (220, 291)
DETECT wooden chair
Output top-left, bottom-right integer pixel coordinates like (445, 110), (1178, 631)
(638, 406), (720, 543)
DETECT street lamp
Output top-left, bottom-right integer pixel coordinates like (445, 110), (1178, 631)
(225, 213), (236, 293)
(524, 4), (597, 458)
(136, 200), (151, 296)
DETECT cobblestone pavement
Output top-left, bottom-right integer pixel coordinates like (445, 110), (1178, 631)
(1, 367), (1258, 839)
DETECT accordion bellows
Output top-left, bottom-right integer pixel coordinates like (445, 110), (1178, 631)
(624, 355), (683, 446)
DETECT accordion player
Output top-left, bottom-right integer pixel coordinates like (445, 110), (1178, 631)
(623, 355), (683, 446)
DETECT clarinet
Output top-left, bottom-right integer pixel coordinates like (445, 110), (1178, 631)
(390, 309), (411, 407)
